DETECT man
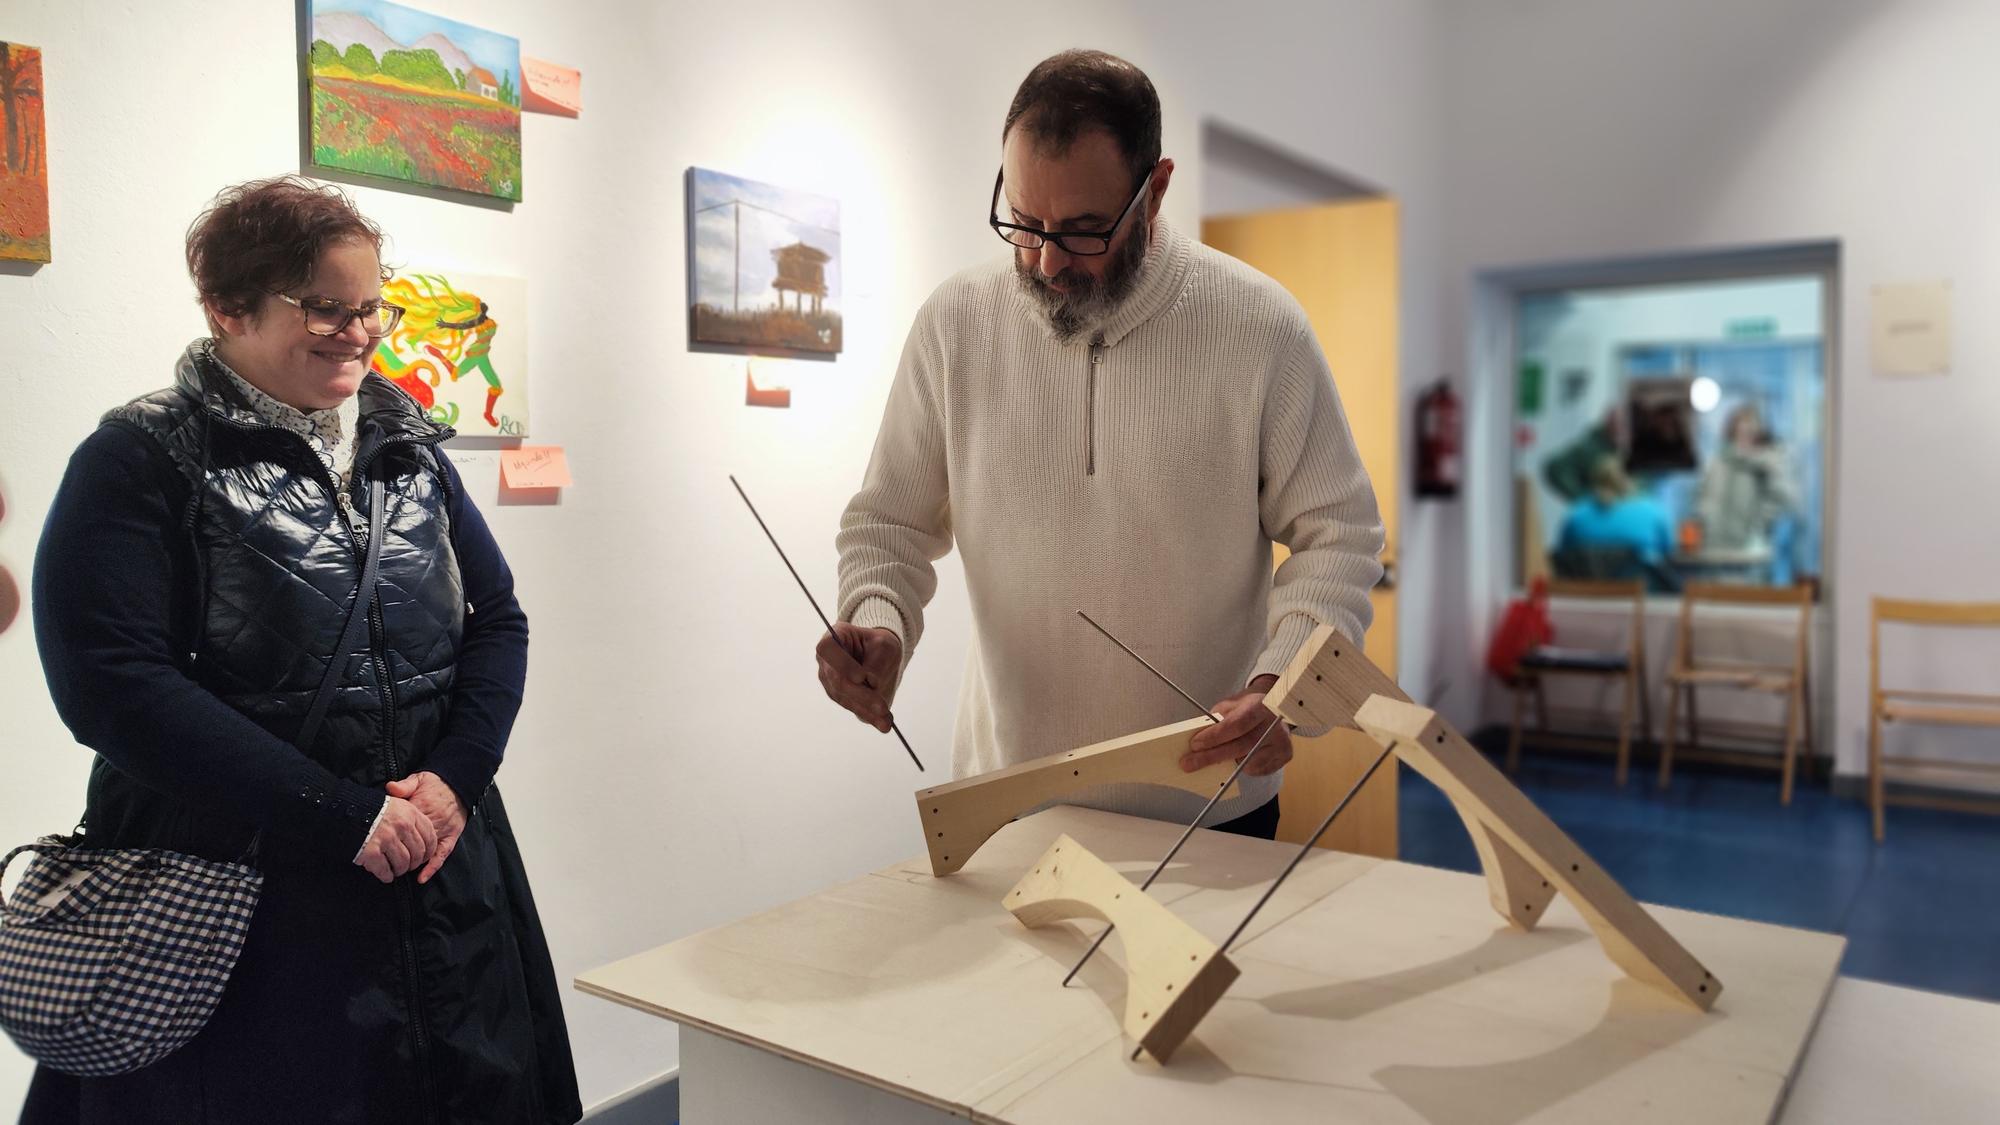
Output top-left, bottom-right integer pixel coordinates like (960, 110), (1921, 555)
(817, 49), (1384, 838)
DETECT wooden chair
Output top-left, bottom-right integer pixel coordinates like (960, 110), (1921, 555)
(1507, 579), (1651, 786)
(1656, 583), (1815, 803)
(1869, 598), (2000, 842)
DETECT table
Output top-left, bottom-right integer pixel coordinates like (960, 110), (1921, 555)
(579, 805), (1851, 1123)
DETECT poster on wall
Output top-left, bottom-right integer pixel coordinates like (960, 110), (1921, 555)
(1870, 280), (1951, 377)
(371, 270), (528, 437)
(306, 1), (522, 201)
(686, 168), (842, 357)
(0, 42), (49, 263)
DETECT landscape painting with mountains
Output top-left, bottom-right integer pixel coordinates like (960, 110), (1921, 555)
(308, 0), (522, 201)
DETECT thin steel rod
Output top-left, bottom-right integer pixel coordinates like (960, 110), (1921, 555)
(729, 475), (923, 771)
(1219, 741), (1396, 954)
(1127, 737), (1396, 1062)
(1063, 713), (1285, 987)
(1077, 611), (1222, 724)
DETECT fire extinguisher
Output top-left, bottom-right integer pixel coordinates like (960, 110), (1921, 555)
(1416, 377), (1462, 499)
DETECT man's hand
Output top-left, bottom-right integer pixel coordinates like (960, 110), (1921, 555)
(1180, 674), (1293, 777)
(354, 796), (439, 884)
(385, 772), (467, 885)
(816, 624), (903, 733)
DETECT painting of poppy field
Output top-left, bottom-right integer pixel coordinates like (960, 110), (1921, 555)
(0, 42), (49, 263)
(307, 0), (521, 201)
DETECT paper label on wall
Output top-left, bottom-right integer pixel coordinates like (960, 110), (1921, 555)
(371, 269), (529, 437)
(1870, 281), (1951, 377)
(500, 446), (571, 489)
(522, 57), (581, 117)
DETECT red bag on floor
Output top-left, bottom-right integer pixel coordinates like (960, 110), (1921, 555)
(1486, 578), (1554, 682)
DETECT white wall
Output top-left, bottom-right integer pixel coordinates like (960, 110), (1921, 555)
(1423, 0), (2000, 776)
(0, 0), (1443, 1110)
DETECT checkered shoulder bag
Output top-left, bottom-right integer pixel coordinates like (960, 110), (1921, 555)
(0, 839), (263, 1075)
(0, 480), (386, 1076)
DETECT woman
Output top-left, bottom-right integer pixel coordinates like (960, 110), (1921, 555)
(1697, 403), (1797, 552)
(23, 177), (580, 1123)
(1554, 454), (1679, 590)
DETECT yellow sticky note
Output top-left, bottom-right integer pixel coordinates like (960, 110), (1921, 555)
(500, 446), (572, 489)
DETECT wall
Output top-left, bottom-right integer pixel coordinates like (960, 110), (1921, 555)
(1423, 0), (2000, 777)
(0, 0), (1443, 1110)
(1201, 120), (1381, 217)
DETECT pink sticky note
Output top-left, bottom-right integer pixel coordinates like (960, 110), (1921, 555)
(522, 57), (582, 118)
(500, 446), (572, 489)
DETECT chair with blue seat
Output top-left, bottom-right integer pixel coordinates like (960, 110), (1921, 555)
(1506, 577), (1652, 786)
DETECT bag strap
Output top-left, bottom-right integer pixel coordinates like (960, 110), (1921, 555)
(296, 479), (388, 755)
(0, 837), (72, 893)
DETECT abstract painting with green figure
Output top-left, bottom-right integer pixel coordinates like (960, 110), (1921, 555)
(370, 270), (528, 436)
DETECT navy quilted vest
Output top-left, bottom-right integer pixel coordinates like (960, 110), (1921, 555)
(101, 353), (462, 826)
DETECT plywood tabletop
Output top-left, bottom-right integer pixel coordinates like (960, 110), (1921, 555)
(577, 805), (1844, 1124)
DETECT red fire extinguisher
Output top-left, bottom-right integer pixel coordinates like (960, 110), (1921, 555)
(1416, 377), (1462, 499)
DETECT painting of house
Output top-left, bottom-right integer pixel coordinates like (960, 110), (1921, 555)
(306, 0), (522, 201)
(687, 167), (842, 356)
(0, 42), (49, 263)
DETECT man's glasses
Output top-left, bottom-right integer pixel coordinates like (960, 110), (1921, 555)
(272, 292), (406, 338)
(989, 165), (1156, 257)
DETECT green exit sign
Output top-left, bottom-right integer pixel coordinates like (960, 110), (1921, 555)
(1727, 317), (1777, 338)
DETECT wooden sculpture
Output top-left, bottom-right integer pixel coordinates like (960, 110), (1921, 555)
(1262, 625), (1560, 928)
(1353, 694), (1721, 1010)
(917, 716), (1241, 876)
(1266, 625), (1718, 1010)
(1005, 834), (1239, 1063)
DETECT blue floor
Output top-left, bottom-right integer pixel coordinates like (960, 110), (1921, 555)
(1400, 734), (2000, 1002)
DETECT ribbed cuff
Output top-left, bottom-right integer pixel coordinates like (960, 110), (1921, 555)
(1251, 612), (1324, 687)
(846, 595), (912, 675)
(351, 796), (391, 864)
(288, 771), (391, 864)
(424, 744), (496, 818)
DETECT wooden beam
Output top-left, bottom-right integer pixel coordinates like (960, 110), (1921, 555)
(1005, 834), (1239, 1064)
(1264, 624), (1558, 927)
(916, 717), (1241, 876)
(1356, 694), (1721, 1010)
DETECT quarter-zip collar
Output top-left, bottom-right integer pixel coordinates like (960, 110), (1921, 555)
(1016, 217), (1197, 349)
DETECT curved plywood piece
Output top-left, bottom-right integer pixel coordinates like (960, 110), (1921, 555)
(1006, 834), (1239, 1064)
(1356, 694), (1721, 1011)
(1265, 623), (1557, 927)
(916, 716), (1241, 876)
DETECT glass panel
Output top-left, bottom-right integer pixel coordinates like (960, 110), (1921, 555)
(1513, 274), (1826, 595)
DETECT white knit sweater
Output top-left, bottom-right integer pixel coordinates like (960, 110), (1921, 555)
(837, 219), (1384, 826)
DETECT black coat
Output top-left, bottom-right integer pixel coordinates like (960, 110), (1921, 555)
(23, 351), (581, 1124)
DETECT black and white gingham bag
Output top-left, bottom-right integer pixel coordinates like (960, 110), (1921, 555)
(0, 839), (262, 1075)
(0, 480), (388, 1077)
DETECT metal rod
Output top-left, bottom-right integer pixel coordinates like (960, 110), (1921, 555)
(1218, 741), (1397, 955)
(1076, 611), (1221, 724)
(1063, 712), (1285, 987)
(729, 475), (924, 772)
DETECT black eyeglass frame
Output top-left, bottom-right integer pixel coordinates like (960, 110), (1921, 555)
(988, 163), (1158, 256)
(271, 292), (408, 338)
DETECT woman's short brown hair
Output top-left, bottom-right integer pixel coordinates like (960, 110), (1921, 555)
(186, 176), (385, 320)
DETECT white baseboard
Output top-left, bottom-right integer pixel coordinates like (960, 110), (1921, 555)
(585, 1068), (680, 1123)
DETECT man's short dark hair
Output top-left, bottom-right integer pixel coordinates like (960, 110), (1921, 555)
(1003, 50), (1161, 187)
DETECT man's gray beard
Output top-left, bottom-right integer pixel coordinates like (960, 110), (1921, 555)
(1014, 213), (1151, 342)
